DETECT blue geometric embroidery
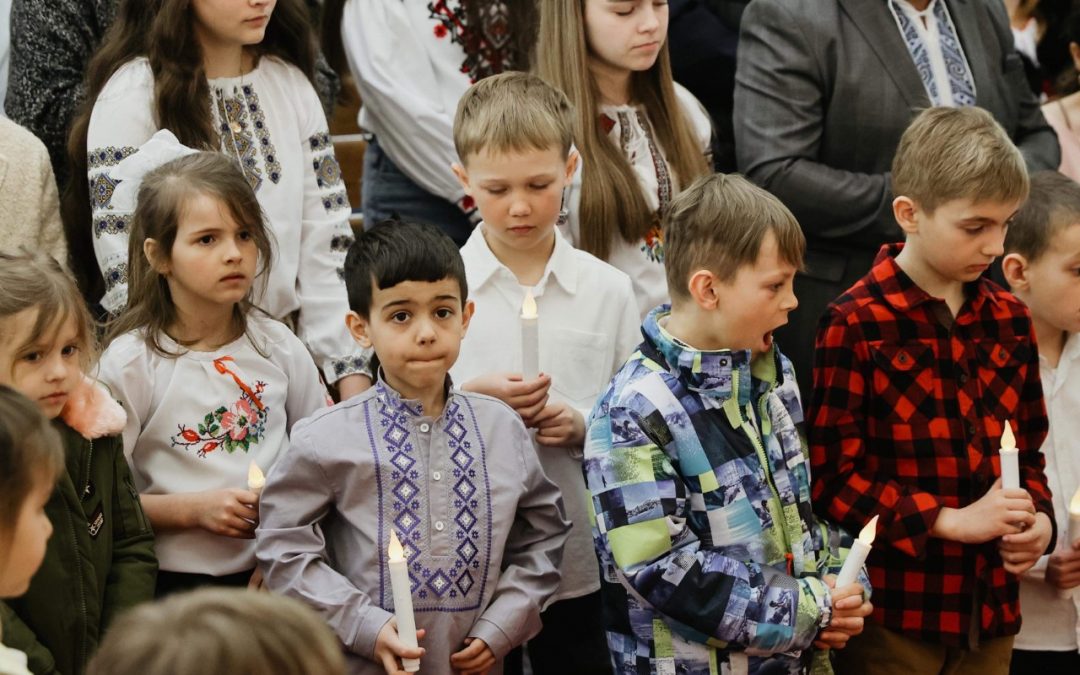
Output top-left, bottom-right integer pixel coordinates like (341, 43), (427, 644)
(87, 146), (137, 169)
(91, 173), (120, 210)
(890, 0), (976, 107)
(93, 214), (129, 238)
(213, 84), (283, 192)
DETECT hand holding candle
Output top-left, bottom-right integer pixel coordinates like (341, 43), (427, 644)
(387, 530), (420, 672)
(999, 421), (1020, 491)
(520, 290), (539, 381)
(247, 460), (266, 496)
(836, 515), (878, 589)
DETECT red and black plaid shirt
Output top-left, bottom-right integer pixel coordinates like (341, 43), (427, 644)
(808, 244), (1054, 647)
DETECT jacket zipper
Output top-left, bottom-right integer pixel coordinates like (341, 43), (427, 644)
(743, 393), (797, 568)
(128, 482), (149, 532)
(64, 492), (88, 669)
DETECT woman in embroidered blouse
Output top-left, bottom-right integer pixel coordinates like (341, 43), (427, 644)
(1042, 9), (1080, 183)
(535, 0), (714, 319)
(68, 0), (370, 398)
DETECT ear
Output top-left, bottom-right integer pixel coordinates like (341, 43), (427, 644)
(143, 238), (169, 275)
(345, 311), (373, 349)
(460, 299), (476, 336)
(563, 150), (580, 183)
(451, 162), (472, 195)
(1001, 252), (1031, 292)
(892, 196), (919, 236)
(686, 269), (721, 310)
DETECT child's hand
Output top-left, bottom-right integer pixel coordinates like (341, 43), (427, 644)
(998, 511), (1053, 575)
(933, 479), (1036, 544)
(530, 402), (586, 447)
(449, 637), (495, 675)
(462, 372), (550, 421)
(1046, 542), (1080, 590)
(247, 567), (264, 590)
(188, 488), (260, 539)
(813, 576), (872, 650)
(374, 619), (425, 675)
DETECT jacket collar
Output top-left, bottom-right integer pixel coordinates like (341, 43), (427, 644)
(60, 377), (126, 440)
(463, 224), (578, 296)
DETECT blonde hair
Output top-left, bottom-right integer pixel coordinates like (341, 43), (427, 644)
(454, 72), (575, 161)
(86, 588), (347, 675)
(892, 107), (1029, 213)
(664, 174), (805, 302)
(0, 250), (97, 374)
(534, 0), (710, 261)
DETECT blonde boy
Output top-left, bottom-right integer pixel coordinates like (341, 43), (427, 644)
(810, 107), (1055, 675)
(449, 72), (640, 675)
(584, 173), (871, 675)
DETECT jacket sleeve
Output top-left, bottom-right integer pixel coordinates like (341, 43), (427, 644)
(469, 423), (569, 658)
(733, 0), (897, 244)
(101, 434), (158, 630)
(31, 134), (67, 267)
(585, 384), (833, 653)
(808, 310), (945, 559)
(0, 602), (58, 675)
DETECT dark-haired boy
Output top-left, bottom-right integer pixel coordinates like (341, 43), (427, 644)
(256, 220), (570, 675)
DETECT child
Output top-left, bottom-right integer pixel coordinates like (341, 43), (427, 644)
(70, 0), (370, 398)
(0, 251), (157, 675)
(0, 386), (64, 675)
(583, 173), (872, 675)
(535, 0), (713, 317)
(448, 72), (640, 675)
(256, 220), (570, 674)
(97, 151), (329, 596)
(86, 588), (346, 675)
(809, 107), (1055, 675)
(1002, 171), (1080, 673)
(0, 117), (65, 266)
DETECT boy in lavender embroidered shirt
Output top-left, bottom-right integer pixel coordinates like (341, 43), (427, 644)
(256, 220), (569, 675)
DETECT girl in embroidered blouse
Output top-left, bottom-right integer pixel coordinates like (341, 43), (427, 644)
(67, 0), (370, 400)
(535, 0), (714, 318)
(97, 152), (329, 597)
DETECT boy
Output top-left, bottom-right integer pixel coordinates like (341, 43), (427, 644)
(584, 173), (872, 675)
(809, 107), (1056, 675)
(448, 72), (641, 675)
(255, 221), (570, 675)
(1002, 171), (1080, 674)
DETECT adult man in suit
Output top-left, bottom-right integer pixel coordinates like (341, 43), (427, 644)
(733, 0), (1059, 397)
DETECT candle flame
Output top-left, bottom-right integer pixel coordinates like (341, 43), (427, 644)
(1001, 421), (1016, 451)
(858, 515), (879, 545)
(521, 289), (538, 320)
(247, 460), (265, 489)
(1071, 487), (1080, 516)
(388, 530), (405, 562)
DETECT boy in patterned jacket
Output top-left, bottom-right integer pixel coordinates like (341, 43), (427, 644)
(809, 107), (1055, 675)
(583, 174), (872, 675)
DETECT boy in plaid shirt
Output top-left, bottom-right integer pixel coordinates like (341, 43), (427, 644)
(809, 107), (1056, 675)
(584, 174), (872, 675)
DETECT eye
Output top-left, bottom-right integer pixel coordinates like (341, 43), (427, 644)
(390, 311), (410, 324)
(61, 344), (80, 358)
(486, 187), (506, 196)
(434, 307), (455, 319)
(530, 183), (552, 191)
(22, 351), (41, 363)
(238, 230), (253, 241)
(964, 227), (985, 236)
(198, 234), (215, 245)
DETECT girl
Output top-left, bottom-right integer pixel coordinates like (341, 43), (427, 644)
(1041, 9), (1080, 182)
(0, 251), (157, 675)
(97, 151), (328, 597)
(69, 0), (369, 398)
(535, 0), (713, 317)
(0, 386), (63, 675)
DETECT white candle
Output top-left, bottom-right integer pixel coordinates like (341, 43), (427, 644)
(521, 290), (539, 380)
(387, 530), (420, 672)
(1068, 487), (1080, 548)
(836, 515), (878, 588)
(247, 460), (266, 496)
(999, 421), (1020, 490)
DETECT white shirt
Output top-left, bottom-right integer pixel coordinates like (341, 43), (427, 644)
(0, 644), (30, 675)
(562, 83), (713, 319)
(87, 56), (368, 383)
(98, 315), (329, 576)
(451, 225), (640, 601)
(889, 0), (976, 108)
(340, 0), (473, 212)
(1015, 332), (1080, 652)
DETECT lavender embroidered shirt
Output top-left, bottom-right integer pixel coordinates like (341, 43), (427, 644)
(255, 380), (569, 674)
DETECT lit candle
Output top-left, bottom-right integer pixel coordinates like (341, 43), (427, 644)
(999, 421), (1020, 491)
(247, 460), (266, 496)
(836, 515), (878, 588)
(520, 290), (539, 380)
(387, 530), (420, 672)
(1068, 487), (1080, 548)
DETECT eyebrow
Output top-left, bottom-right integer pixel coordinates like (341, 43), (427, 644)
(381, 294), (460, 309)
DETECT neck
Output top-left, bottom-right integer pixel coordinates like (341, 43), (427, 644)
(906, 0), (932, 11)
(1031, 314), (1066, 368)
(894, 244), (966, 316)
(199, 36), (253, 79)
(384, 372), (448, 419)
(589, 58), (633, 106)
(663, 306), (729, 353)
(482, 226), (555, 286)
(167, 293), (240, 351)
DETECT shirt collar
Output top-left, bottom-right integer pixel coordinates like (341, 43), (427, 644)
(462, 224), (578, 295)
(869, 243), (1001, 314)
(640, 305), (783, 406)
(374, 371), (453, 419)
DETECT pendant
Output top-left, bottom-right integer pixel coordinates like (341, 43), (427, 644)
(229, 120), (242, 134)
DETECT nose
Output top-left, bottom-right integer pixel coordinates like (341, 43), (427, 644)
(639, 5), (661, 32)
(43, 353), (67, 383)
(223, 236), (244, 263)
(509, 195), (531, 218)
(984, 229), (1006, 258)
(782, 289), (799, 312)
(415, 316), (437, 345)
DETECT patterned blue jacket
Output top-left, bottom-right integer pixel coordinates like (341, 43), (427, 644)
(584, 306), (865, 675)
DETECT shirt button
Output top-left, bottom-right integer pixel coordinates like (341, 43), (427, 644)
(419, 423), (431, 433)
(968, 423), (977, 436)
(959, 372), (969, 385)
(434, 521), (445, 532)
(433, 471), (442, 481)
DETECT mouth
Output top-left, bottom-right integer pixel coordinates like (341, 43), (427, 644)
(42, 392), (67, 405)
(245, 15), (269, 26)
(220, 274), (247, 283)
(633, 41), (661, 51)
(507, 226), (534, 235)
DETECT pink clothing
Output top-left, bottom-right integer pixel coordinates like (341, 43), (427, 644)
(1042, 100), (1080, 183)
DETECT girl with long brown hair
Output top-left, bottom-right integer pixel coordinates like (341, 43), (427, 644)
(96, 151), (328, 597)
(535, 0), (713, 318)
(70, 0), (370, 399)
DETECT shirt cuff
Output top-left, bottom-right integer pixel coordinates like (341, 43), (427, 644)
(351, 606), (394, 659)
(325, 349), (373, 385)
(467, 618), (514, 660)
(796, 576), (833, 639)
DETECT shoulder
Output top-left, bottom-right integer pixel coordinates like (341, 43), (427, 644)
(100, 330), (154, 372)
(673, 82), (713, 141)
(0, 117), (49, 159)
(288, 391), (372, 445)
(604, 355), (679, 413)
(247, 313), (305, 350)
(97, 57), (154, 100)
(566, 246), (635, 293)
(982, 280), (1033, 321)
(741, 0), (834, 28)
(258, 55), (317, 95)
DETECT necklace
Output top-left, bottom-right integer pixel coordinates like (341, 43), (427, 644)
(228, 52), (246, 134)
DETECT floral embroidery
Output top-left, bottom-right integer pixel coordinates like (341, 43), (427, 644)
(330, 233), (354, 254)
(91, 172), (120, 209)
(308, 132), (332, 152)
(93, 214), (129, 238)
(213, 85), (282, 192)
(87, 146), (137, 169)
(313, 155), (343, 189)
(104, 263), (128, 292)
(641, 223), (665, 264)
(635, 110), (673, 212)
(322, 190), (350, 213)
(331, 354), (369, 378)
(171, 357), (269, 457)
(427, 0), (515, 83)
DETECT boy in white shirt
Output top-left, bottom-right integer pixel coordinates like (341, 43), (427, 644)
(449, 72), (640, 675)
(1002, 170), (1080, 674)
